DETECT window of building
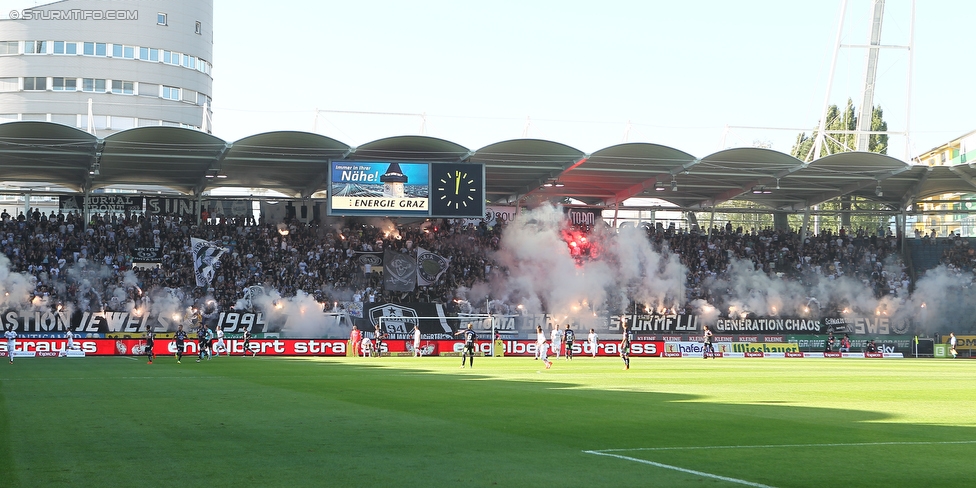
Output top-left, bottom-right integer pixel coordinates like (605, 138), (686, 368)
(52, 77), (77, 91)
(162, 86), (180, 100)
(195, 21), (202, 35)
(0, 41), (17, 55)
(139, 47), (149, 60)
(110, 116), (136, 130)
(138, 83), (159, 97)
(110, 80), (134, 95)
(82, 78), (106, 93)
(96, 43), (106, 56)
(23, 77), (47, 91)
(149, 48), (159, 62)
(25, 41), (47, 54)
(123, 46), (134, 59)
(0, 78), (17, 92)
(157, 13), (167, 25)
(112, 44), (122, 57)
(83, 42), (94, 55)
(182, 54), (192, 69)
(92, 115), (108, 130)
(54, 41), (78, 55)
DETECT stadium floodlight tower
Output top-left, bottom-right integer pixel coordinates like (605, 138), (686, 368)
(811, 0), (915, 161)
(801, 0), (915, 238)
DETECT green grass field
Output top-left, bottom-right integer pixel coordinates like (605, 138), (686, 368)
(1, 355), (973, 487)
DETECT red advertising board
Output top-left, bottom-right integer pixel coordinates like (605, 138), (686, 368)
(3, 338), (350, 356)
(4, 338), (662, 357)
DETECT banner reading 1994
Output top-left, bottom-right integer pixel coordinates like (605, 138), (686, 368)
(328, 161), (485, 218)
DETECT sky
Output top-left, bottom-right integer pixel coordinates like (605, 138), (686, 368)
(3, 0), (974, 161)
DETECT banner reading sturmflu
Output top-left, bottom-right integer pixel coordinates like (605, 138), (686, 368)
(330, 162), (429, 215)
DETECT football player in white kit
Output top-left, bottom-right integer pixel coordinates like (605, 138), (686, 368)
(412, 325), (422, 357)
(540, 341), (552, 369)
(534, 325), (546, 360)
(550, 324), (563, 359)
(587, 329), (599, 358)
(5, 326), (17, 364)
(212, 326), (228, 356)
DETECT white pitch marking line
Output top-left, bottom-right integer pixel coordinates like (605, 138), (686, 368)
(584, 450), (776, 488)
(594, 440), (976, 452)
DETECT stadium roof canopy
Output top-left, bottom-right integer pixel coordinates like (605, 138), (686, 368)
(0, 121), (974, 211)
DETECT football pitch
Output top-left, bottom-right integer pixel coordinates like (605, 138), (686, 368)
(1, 355), (973, 487)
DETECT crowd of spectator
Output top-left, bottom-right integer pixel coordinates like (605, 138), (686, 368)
(0, 208), (504, 314)
(0, 207), (913, 319)
(647, 223), (909, 310)
(939, 233), (976, 272)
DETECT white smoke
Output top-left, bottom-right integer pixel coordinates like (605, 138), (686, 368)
(479, 204), (687, 320)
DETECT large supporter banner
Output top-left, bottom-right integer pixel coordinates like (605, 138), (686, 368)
(458, 313), (702, 340)
(145, 197), (197, 217)
(0, 309), (322, 336)
(59, 195), (143, 213)
(355, 303), (454, 339)
(563, 207), (603, 227)
(716, 316), (909, 336)
(821, 316), (911, 335)
(205, 200), (253, 219)
(131, 247), (162, 263)
(714, 318), (826, 334)
(0, 308), (913, 339)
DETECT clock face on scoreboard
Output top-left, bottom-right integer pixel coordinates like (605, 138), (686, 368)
(430, 163), (485, 217)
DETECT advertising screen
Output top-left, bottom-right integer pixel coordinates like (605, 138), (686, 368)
(328, 161), (484, 218)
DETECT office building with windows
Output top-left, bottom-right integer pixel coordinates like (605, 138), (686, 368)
(0, 0), (213, 135)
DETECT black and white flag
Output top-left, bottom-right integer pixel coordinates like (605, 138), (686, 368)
(191, 238), (227, 287)
(383, 249), (417, 292)
(416, 248), (451, 286)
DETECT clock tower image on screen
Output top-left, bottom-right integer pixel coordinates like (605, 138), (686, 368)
(380, 163), (408, 198)
(431, 163), (485, 217)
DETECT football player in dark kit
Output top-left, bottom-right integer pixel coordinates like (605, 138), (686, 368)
(174, 324), (187, 364)
(196, 322), (208, 363)
(620, 323), (631, 370)
(242, 326), (257, 357)
(455, 323), (478, 368)
(702, 325), (715, 359)
(563, 324), (576, 360)
(145, 325), (155, 364)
